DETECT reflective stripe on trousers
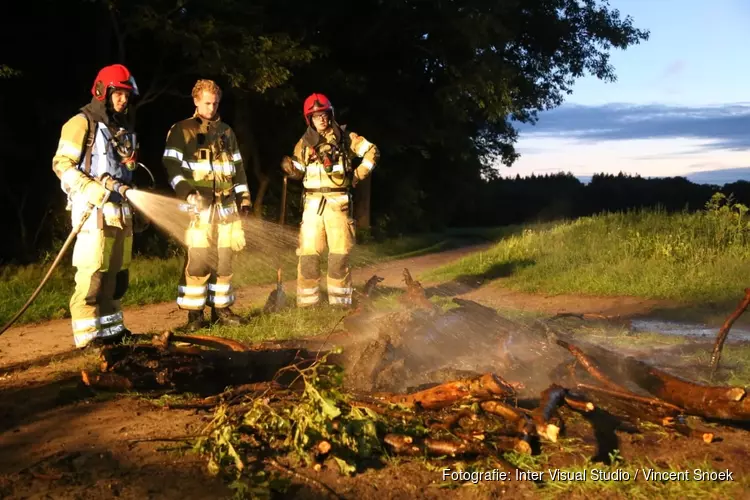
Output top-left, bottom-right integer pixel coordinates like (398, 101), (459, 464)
(296, 194), (355, 306)
(72, 311), (126, 348)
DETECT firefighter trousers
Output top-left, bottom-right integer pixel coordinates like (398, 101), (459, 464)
(176, 208), (240, 311)
(70, 215), (133, 348)
(296, 194), (356, 307)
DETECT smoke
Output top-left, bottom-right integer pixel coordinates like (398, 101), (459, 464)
(338, 296), (570, 396)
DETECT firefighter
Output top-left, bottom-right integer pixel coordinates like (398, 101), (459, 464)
(51, 64), (139, 348)
(162, 79), (251, 331)
(281, 93), (379, 308)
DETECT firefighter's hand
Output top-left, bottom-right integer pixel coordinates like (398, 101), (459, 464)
(280, 156), (295, 176)
(239, 195), (252, 217)
(281, 156), (304, 180)
(82, 180), (111, 207)
(100, 174), (131, 199)
(352, 175), (359, 188)
(186, 192), (206, 209)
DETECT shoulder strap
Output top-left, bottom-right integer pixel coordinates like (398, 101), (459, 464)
(79, 110), (97, 174)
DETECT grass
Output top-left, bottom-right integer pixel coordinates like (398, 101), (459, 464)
(0, 227), (503, 327)
(423, 194), (750, 305)
(682, 344), (750, 387)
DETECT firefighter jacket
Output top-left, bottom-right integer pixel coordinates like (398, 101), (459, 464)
(52, 105), (136, 231)
(162, 113), (250, 221)
(288, 123), (379, 195)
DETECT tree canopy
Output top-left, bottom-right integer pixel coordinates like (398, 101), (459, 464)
(0, 0), (659, 263)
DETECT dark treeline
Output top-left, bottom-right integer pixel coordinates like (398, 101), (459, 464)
(0, 0), (693, 265)
(456, 172), (749, 228)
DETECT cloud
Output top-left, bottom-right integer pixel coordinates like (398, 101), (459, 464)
(684, 167), (750, 185)
(515, 103), (750, 151)
(661, 60), (686, 79)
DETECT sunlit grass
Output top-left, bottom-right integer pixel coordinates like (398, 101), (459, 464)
(424, 195), (750, 305)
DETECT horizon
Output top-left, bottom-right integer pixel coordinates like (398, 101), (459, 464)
(500, 0), (750, 186)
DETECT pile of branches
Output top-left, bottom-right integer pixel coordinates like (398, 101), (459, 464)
(78, 271), (750, 497)
(189, 350), (570, 497)
(184, 333), (748, 499)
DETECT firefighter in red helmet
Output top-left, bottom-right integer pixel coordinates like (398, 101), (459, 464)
(281, 93), (379, 308)
(51, 64), (139, 348)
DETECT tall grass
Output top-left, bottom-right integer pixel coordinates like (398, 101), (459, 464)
(0, 227), (501, 327)
(424, 193), (750, 304)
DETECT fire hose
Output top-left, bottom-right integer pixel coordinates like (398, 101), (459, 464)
(0, 163), (156, 337)
(0, 204), (94, 337)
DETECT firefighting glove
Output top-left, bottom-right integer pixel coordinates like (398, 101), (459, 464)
(239, 196), (252, 217)
(100, 174), (131, 199)
(280, 156), (304, 180)
(81, 179), (111, 207)
(186, 192), (208, 210)
(230, 219), (246, 251)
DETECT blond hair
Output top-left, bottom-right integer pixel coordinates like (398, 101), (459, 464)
(192, 79), (222, 100)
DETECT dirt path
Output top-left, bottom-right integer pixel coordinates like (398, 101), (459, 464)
(0, 241), (690, 370)
(1, 242), (738, 499)
(0, 243), (495, 368)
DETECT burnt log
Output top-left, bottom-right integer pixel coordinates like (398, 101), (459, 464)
(550, 331), (750, 422)
(87, 344), (319, 396)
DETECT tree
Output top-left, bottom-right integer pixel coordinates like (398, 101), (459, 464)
(277, 0), (649, 231)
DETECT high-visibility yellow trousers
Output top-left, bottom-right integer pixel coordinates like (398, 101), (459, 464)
(176, 208), (237, 310)
(296, 194), (356, 307)
(69, 218), (133, 348)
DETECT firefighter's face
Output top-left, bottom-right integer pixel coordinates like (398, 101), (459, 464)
(311, 112), (330, 132)
(195, 91), (220, 120)
(110, 90), (130, 113)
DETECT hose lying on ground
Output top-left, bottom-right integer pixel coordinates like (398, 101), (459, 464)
(0, 163), (156, 337)
(0, 207), (92, 337)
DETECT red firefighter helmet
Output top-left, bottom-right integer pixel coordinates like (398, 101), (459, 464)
(91, 64), (139, 101)
(303, 93), (334, 125)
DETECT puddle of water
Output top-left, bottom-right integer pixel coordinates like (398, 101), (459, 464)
(631, 319), (750, 342)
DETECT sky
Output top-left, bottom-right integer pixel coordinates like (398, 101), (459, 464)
(502, 0), (750, 185)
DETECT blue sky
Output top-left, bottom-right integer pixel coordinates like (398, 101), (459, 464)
(503, 0), (750, 185)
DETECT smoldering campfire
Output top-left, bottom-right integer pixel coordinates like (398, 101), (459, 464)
(81, 268), (750, 485)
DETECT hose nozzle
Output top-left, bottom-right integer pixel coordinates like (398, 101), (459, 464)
(100, 174), (131, 198)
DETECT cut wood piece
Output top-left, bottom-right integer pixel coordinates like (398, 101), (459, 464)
(374, 372), (516, 410)
(429, 410), (476, 432)
(170, 333), (251, 352)
(384, 434), (421, 455)
(81, 370), (134, 391)
(672, 423), (716, 444)
(563, 395), (595, 413)
(480, 400), (525, 421)
(399, 268), (438, 312)
(555, 337), (626, 392)
(617, 356), (750, 421)
(424, 438), (484, 457)
(575, 383), (685, 413)
(551, 332), (750, 421)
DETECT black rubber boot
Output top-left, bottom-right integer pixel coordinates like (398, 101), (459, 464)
(103, 327), (135, 345)
(211, 307), (245, 326)
(184, 309), (207, 332)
